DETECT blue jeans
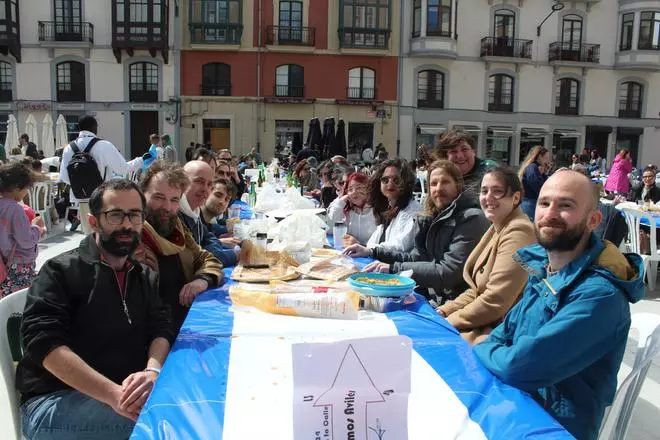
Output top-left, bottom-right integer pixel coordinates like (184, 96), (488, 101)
(21, 389), (135, 440)
(521, 198), (537, 221)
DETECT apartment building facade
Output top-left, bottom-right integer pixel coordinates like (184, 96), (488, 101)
(2, 0), (178, 159)
(398, 0), (660, 168)
(179, 0), (400, 159)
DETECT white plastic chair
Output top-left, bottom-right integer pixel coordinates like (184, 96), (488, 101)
(0, 288), (27, 440)
(414, 171), (428, 205)
(617, 205), (660, 289)
(28, 182), (53, 232)
(598, 313), (660, 440)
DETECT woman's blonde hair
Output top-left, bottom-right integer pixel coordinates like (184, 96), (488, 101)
(518, 146), (549, 180)
(424, 160), (463, 216)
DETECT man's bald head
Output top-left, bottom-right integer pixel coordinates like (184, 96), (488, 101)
(535, 169), (602, 252)
(183, 160), (214, 210)
(545, 169), (599, 210)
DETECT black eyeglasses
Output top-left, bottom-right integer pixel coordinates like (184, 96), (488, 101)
(101, 210), (144, 226)
(380, 176), (402, 185)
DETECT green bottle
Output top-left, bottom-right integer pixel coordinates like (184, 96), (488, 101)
(248, 182), (257, 208)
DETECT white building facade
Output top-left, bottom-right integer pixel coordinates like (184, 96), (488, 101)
(1, 0), (179, 159)
(398, 0), (660, 169)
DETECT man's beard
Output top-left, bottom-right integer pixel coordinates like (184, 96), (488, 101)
(535, 217), (588, 252)
(99, 229), (140, 257)
(146, 208), (178, 237)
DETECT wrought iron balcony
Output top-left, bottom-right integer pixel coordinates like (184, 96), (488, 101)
(0, 86), (11, 102)
(638, 41), (660, 51)
(555, 105), (579, 116)
(266, 25), (315, 46)
(56, 89), (86, 102)
(38, 21), (94, 44)
(200, 83), (232, 96)
(488, 102), (513, 112)
(190, 23), (243, 44)
(481, 37), (532, 59)
(338, 28), (390, 49)
(274, 85), (305, 98)
(347, 87), (376, 100)
(619, 108), (641, 118)
(129, 90), (158, 102)
(549, 42), (600, 63)
(417, 88), (443, 109)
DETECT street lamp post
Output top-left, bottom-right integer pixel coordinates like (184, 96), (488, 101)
(537, 2), (566, 37)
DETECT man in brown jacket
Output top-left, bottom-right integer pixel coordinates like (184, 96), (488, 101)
(136, 161), (223, 331)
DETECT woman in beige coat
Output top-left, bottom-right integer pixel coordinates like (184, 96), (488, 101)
(438, 166), (536, 344)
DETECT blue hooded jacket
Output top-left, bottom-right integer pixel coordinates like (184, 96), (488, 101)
(474, 235), (644, 440)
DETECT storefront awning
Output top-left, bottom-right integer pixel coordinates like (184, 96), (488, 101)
(488, 126), (514, 137)
(521, 128), (549, 137)
(418, 125), (446, 135)
(452, 125), (482, 134)
(554, 129), (582, 138)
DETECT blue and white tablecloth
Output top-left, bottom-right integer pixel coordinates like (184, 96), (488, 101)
(131, 264), (573, 440)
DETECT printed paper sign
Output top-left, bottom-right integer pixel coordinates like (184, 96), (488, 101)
(292, 336), (412, 440)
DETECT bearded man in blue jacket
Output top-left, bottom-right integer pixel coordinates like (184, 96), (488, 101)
(474, 169), (644, 440)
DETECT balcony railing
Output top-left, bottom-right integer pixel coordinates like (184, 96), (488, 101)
(190, 23), (243, 44)
(347, 87), (376, 100)
(274, 85), (305, 98)
(38, 21), (94, 44)
(0, 87), (11, 102)
(57, 89), (86, 102)
(619, 108), (642, 118)
(417, 88), (443, 108)
(549, 42), (600, 63)
(488, 102), (513, 112)
(481, 37), (532, 59)
(200, 83), (232, 96)
(638, 41), (660, 51)
(129, 89), (158, 102)
(555, 105), (579, 116)
(339, 28), (390, 49)
(266, 25), (315, 46)
(427, 28), (451, 38)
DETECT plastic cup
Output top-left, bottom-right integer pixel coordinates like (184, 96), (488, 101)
(229, 206), (241, 219)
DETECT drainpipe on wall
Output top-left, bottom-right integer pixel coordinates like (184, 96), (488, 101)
(396, 0), (404, 158)
(172, 0), (182, 162)
(256, 0), (263, 154)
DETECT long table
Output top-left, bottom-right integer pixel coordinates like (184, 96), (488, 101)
(131, 261), (573, 439)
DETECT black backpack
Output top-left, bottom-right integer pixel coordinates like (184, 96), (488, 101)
(67, 138), (105, 199)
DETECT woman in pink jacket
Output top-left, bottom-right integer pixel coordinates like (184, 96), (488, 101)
(604, 149), (633, 195)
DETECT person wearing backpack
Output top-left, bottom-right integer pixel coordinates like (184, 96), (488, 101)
(59, 115), (130, 234)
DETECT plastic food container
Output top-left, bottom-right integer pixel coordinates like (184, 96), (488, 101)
(347, 273), (416, 297)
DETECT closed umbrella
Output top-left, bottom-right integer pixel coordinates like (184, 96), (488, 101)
(333, 119), (347, 158)
(291, 132), (303, 156)
(55, 114), (69, 152)
(25, 114), (38, 150)
(5, 114), (18, 154)
(306, 118), (322, 158)
(41, 113), (55, 156)
(321, 118), (336, 161)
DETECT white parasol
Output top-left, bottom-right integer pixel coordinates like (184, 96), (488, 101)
(5, 113), (18, 154)
(41, 113), (55, 156)
(25, 114), (39, 149)
(55, 114), (69, 152)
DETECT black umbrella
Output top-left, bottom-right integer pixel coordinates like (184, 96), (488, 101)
(291, 132), (303, 156)
(322, 118), (336, 160)
(332, 119), (347, 158)
(306, 118), (322, 159)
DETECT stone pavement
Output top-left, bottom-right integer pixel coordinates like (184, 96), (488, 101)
(35, 231), (660, 439)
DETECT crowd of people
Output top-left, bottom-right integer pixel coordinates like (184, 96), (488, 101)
(0, 117), (650, 440)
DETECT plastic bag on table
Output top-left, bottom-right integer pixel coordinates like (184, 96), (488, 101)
(294, 256), (359, 281)
(274, 212), (328, 249)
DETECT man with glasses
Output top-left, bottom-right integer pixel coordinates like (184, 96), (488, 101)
(629, 166), (660, 204)
(17, 179), (174, 439)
